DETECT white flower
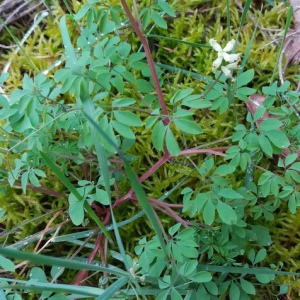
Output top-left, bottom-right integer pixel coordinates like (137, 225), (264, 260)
(221, 66), (231, 77)
(209, 38), (241, 76)
(209, 39), (223, 52)
(223, 52), (241, 63)
(212, 57), (223, 71)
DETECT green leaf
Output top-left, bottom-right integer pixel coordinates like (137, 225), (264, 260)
(213, 164), (236, 175)
(229, 282), (240, 300)
(158, 0), (176, 17)
(240, 278), (255, 295)
(170, 88), (193, 103)
(0, 255), (15, 272)
(265, 130), (290, 148)
(136, 79), (154, 92)
(112, 120), (135, 139)
(259, 118), (283, 131)
(259, 134), (273, 157)
(151, 10), (167, 29)
(285, 154), (298, 167)
(236, 69), (254, 88)
(99, 11), (116, 34)
(255, 273), (273, 283)
(288, 194), (296, 214)
(141, 8), (151, 30)
(218, 188), (243, 200)
(96, 188), (110, 205)
(217, 201), (237, 225)
(68, 194), (85, 225)
(112, 98), (136, 107)
(112, 74), (124, 93)
(152, 121), (167, 151)
(254, 248), (266, 264)
(236, 87), (256, 96)
(289, 162), (300, 172)
(174, 119), (202, 134)
(113, 110), (142, 126)
(191, 271), (212, 283)
(165, 128), (180, 156)
(203, 199), (215, 225)
(171, 288), (183, 300)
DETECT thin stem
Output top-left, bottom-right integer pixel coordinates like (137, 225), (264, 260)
(120, 0), (170, 124)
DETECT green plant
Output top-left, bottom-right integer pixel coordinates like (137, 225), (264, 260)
(0, 0), (300, 299)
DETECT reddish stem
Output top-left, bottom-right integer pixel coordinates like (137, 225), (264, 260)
(114, 147), (227, 207)
(120, 0), (170, 124)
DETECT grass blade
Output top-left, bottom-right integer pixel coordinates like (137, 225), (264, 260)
(0, 247), (128, 276)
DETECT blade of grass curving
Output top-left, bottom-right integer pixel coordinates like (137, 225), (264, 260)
(0, 247), (128, 276)
(39, 152), (112, 242)
(198, 264), (300, 277)
(146, 34), (211, 48)
(59, 15), (77, 68)
(0, 280), (104, 297)
(81, 112), (168, 260)
(96, 276), (130, 300)
(270, 5), (293, 84)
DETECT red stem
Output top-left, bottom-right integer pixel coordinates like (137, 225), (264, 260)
(120, 0), (170, 124)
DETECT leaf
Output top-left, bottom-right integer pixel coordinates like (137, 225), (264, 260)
(288, 194), (296, 214)
(285, 154), (298, 167)
(203, 199), (215, 225)
(171, 288), (183, 300)
(213, 164), (236, 175)
(99, 11), (116, 34)
(96, 188), (110, 205)
(170, 88), (194, 103)
(254, 248), (267, 264)
(152, 121), (167, 151)
(112, 74), (124, 93)
(151, 10), (167, 29)
(165, 128), (181, 156)
(229, 282), (240, 300)
(158, 0), (176, 17)
(136, 79), (154, 92)
(174, 119), (202, 134)
(68, 194), (85, 225)
(290, 161), (300, 172)
(240, 278), (256, 295)
(112, 98), (136, 107)
(112, 120), (135, 139)
(0, 255), (15, 272)
(190, 271), (212, 283)
(265, 130), (290, 148)
(113, 110), (142, 126)
(236, 69), (254, 88)
(259, 134), (273, 157)
(218, 188), (243, 200)
(255, 273), (273, 283)
(217, 201), (237, 225)
(259, 118), (283, 131)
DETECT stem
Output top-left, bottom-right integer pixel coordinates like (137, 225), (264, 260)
(113, 147), (227, 207)
(120, 0), (170, 125)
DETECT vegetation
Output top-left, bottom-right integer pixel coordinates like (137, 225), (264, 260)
(0, 0), (300, 299)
